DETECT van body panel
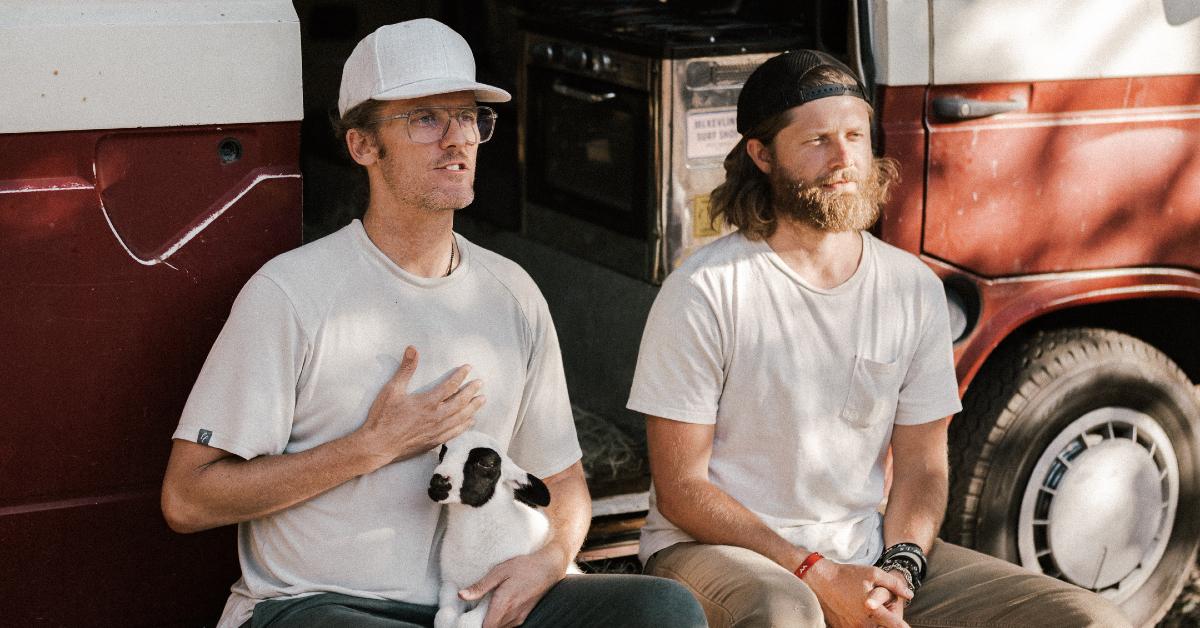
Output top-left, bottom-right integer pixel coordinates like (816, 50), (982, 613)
(874, 84), (927, 254)
(0, 123), (300, 499)
(2, 492), (238, 627)
(0, 121), (301, 625)
(95, 127), (302, 265)
(869, 0), (930, 87)
(922, 75), (1200, 278)
(927, 258), (1200, 394)
(0, 0), (302, 134)
(930, 0), (1200, 85)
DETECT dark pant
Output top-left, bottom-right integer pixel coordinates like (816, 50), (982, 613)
(248, 574), (707, 627)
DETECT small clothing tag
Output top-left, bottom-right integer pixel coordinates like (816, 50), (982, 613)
(197, 429), (213, 445)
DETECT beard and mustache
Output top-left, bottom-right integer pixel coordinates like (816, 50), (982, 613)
(377, 147), (476, 213)
(769, 158), (898, 232)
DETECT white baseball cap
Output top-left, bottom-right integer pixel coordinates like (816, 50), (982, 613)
(338, 18), (511, 116)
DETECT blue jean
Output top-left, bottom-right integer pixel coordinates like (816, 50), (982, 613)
(248, 574), (707, 627)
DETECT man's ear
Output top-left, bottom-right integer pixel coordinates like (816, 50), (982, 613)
(746, 138), (772, 174)
(513, 473), (551, 508)
(346, 128), (380, 166)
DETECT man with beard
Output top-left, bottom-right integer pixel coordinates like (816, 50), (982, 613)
(627, 50), (1130, 628)
(160, 19), (705, 628)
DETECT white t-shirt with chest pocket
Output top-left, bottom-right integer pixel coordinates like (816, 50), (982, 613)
(629, 231), (962, 565)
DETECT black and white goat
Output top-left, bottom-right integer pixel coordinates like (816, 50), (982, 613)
(427, 430), (567, 628)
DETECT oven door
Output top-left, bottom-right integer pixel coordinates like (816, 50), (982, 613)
(525, 68), (653, 240)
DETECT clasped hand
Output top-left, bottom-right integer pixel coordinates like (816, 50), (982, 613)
(805, 559), (913, 628)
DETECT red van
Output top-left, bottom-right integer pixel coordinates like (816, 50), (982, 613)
(864, 3), (1200, 625)
(0, 1), (302, 625)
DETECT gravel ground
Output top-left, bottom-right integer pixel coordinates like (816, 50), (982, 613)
(1160, 560), (1200, 627)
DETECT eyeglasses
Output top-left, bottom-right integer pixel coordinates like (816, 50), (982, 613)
(368, 106), (498, 145)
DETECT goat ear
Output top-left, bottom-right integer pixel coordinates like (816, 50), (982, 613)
(513, 473), (551, 508)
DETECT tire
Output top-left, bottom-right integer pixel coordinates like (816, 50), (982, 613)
(943, 328), (1200, 626)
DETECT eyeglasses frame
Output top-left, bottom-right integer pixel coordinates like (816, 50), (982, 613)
(366, 105), (499, 145)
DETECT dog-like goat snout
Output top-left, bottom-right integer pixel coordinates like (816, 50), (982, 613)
(428, 473), (451, 502)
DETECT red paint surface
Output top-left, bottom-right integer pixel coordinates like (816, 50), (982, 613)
(95, 128), (297, 263)
(923, 76), (1200, 277)
(930, 260), (1200, 393)
(0, 122), (301, 626)
(874, 78), (1200, 392)
(876, 85), (928, 254)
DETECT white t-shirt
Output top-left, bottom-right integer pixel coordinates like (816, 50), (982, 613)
(628, 231), (961, 566)
(173, 220), (580, 628)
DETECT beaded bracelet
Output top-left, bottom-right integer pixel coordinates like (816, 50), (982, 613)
(874, 542), (927, 591)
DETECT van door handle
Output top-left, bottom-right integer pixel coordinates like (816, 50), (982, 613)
(933, 96), (1027, 121)
(552, 80), (616, 103)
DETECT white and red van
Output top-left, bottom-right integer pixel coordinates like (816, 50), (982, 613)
(864, 2), (1200, 625)
(3, 1), (1199, 626)
(1, 1), (302, 624)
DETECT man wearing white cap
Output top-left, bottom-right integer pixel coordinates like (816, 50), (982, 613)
(161, 18), (705, 628)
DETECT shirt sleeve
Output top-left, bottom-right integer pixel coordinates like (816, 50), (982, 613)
(172, 274), (307, 459)
(506, 291), (582, 479)
(893, 276), (963, 425)
(626, 272), (725, 424)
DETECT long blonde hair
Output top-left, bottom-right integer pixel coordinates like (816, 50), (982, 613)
(709, 66), (869, 240)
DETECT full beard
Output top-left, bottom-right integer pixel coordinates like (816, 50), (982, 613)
(770, 158), (897, 232)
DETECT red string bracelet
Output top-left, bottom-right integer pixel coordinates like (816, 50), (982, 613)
(794, 552), (824, 580)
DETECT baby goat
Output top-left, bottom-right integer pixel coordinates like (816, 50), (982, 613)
(428, 430), (567, 628)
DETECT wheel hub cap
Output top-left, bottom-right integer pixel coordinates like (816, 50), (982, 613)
(1046, 439), (1163, 588)
(1018, 407), (1178, 599)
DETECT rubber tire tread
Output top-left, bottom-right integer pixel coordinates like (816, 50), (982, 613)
(941, 327), (1199, 626)
(943, 327), (1193, 546)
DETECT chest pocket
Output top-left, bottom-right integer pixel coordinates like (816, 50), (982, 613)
(840, 355), (900, 429)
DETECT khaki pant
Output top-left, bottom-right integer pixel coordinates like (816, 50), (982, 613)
(644, 539), (1133, 628)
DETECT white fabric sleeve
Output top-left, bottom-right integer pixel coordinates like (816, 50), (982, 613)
(506, 293), (581, 479)
(627, 274), (724, 424)
(172, 274), (307, 459)
(893, 278), (963, 425)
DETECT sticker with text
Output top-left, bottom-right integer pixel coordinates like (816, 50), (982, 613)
(686, 109), (740, 160)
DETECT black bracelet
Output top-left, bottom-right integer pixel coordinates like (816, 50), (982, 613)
(875, 543), (927, 591)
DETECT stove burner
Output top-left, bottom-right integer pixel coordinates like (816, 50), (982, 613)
(519, 1), (812, 58)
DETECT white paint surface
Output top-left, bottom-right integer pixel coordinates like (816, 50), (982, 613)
(871, 0), (931, 86)
(931, 0), (1200, 85)
(0, 0), (302, 133)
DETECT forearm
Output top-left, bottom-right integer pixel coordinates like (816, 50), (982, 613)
(161, 432), (387, 533)
(882, 455), (947, 553)
(540, 461), (590, 570)
(660, 477), (807, 571)
(164, 353), (484, 534)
